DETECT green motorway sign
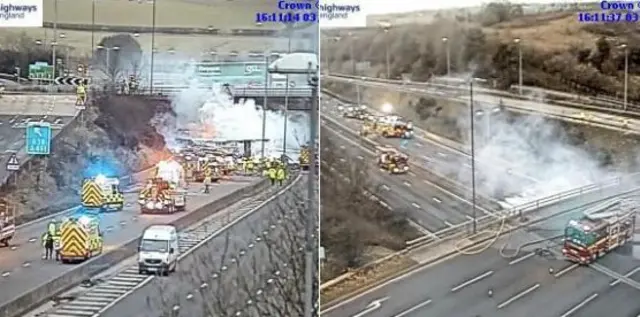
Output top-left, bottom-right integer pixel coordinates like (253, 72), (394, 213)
(28, 62), (54, 80)
(195, 62), (266, 85)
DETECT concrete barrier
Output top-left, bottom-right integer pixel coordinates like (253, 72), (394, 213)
(0, 178), (270, 317)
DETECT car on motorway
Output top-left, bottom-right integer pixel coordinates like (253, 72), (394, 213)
(138, 225), (179, 275)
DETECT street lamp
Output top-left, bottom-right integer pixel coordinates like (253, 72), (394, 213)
(442, 37), (451, 77)
(621, 43), (629, 111)
(468, 77), (487, 234)
(96, 45), (120, 79)
(58, 33), (70, 72)
(513, 38), (522, 95)
(381, 102), (393, 113)
(474, 106), (500, 142)
(348, 32), (357, 75)
(379, 22), (392, 79)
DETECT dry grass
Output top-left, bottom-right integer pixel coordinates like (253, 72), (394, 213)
(0, 0), (293, 56)
(486, 12), (599, 52)
(42, 0), (280, 29)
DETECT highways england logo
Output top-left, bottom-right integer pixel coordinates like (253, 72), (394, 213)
(0, 0), (42, 27)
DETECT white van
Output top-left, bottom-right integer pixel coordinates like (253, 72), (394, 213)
(138, 225), (179, 275)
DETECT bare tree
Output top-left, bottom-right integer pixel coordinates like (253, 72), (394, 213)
(319, 128), (418, 283)
(147, 178), (319, 317)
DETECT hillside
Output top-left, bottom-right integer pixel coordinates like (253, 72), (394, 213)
(322, 3), (640, 102)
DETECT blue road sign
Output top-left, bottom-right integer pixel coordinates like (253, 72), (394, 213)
(26, 122), (52, 155)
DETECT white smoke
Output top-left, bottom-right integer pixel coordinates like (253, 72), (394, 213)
(441, 89), (619, 209)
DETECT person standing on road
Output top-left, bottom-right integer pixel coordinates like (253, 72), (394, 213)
(267, 167), (276, 186)
(276, 166), (286, 186)
(42, 232), (54, 260)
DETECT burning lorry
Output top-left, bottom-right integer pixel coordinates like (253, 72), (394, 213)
(138, 160), (187, 214)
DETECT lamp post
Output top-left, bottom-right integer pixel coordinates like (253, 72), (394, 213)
(381, 23), (391, 79)
(91, 0), (96, 56)
(268, 60), (318, 317)
(282, 26), (293, 157)
(469, 79), (477, 234)
(442, 36), (450, 77)
(622, 43), (629, 111)
(348, 32), (357, 75)
(514, 38), (522, 95)
(150, 0), (157, 95)
(96, 45), (120, 84)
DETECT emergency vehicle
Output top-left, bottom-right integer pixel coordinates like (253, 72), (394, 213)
(376, 146), (410, 174)
(139, 178), (187, 214)
(0, 200), (15, 247)
(341, 105), (371, 121)
(299, 146), (310, 170)
(378, 120), (414, 139)
(81, 175), (124, 211)
(562, 201), (636, 264)
(59, 215), (103, 263)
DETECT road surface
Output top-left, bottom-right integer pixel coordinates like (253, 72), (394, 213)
(0, 95), (77, 117)
(323, 125), (497, 235)
(0, 177), (260, 309)
(321, 96), (539, 202)
(86, 176), (306, 317)
(324, 194), (640, 317)
(326, 76), (637, 133)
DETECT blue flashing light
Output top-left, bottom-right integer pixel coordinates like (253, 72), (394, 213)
(83, 159), (121, 179)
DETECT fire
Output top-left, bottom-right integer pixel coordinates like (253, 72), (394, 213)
(156, 160), (185, 185)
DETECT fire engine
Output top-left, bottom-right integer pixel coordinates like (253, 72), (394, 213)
(562, 201), (636, 264)
(139, 160), (187, 214)
(376, 146), (409, 174)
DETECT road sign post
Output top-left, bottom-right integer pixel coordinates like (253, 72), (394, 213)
(6, 154), (19, 171)
(26, 123), (52, 155)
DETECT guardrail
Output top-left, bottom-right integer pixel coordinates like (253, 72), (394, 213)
(0, 177), (272, 317)
(231, 87), (313, 98)
(324, 78), (636, 133)
(326, 73), (640, 116)
(322, 110), (640, 245)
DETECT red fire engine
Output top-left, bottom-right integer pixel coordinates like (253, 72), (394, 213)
(562, 203), (635, 264)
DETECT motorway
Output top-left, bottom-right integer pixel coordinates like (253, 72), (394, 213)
(321, 95), (540, 203)
(324, 194), (640, 317)
(326, 75), (640, 133)
(83, 176), (306, 317)
(0, 177), (260, 310)
(323, 124), (497, 235)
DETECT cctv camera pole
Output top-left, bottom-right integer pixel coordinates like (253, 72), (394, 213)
(260, 55), (269, 158)
(149, 0), (157, 94)
(304, 69), (318, 317)
(51, 0), (58, 86)
(282, 30), (292, 157)
(91, 0), (96, 55)
(469, 80), (477, 234)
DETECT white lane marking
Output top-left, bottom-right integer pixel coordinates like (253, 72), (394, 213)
(357, 155), (364, 160)
(408, 220), (437, 239)
(451, 270), (494, 292)
(411, 203), (421, 209)
(465, 215), (474, 221)
(403, 181), (411, 187)
(509, 252), (535, 265)
(444, 221), (455, 227)
(554, 264), (579, 278)
(408, 172), (416, 177)
(379, 201), (391, 210)
(433, 197), (442, 203)
(559, 293), (598, 317)
(381, 185), (390, 191)
(392, 299), (433, 317)
(497, 283), (540, 309)
(610, 266), (640, 286)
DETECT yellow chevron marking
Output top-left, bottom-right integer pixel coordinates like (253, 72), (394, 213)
(82, 180), (103, 207)
(60, 224), (88, 257)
